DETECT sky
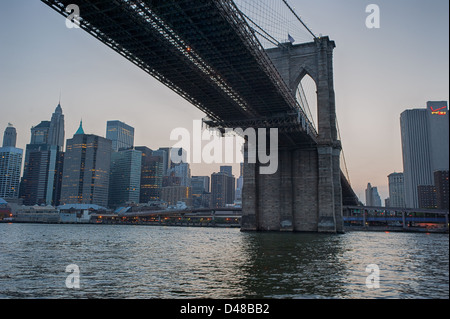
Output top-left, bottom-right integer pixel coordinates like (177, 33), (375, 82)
(0, 0), (448, 202)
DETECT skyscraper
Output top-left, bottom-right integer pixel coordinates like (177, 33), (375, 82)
(365, 183), (382, 207)
(108, 149), (142, 208)
(135, 147), (164, 203)
(417, 185), (437, 209)
(401, 102), (449, 208)
(191, 176), (210, 195)
(434, 170), (449, 210)
(30, 121), (50, 145)
(60, 122), (112, 207)
(167, 163), (191, 187)
(106, 120), (135, 151)
(0, 125), (23, 199)
(211, 171), (235, 208)
(388, 172), (406, 208)
(48, 104), (65, 151)
(20, 105), (65, 206)
(220, 166), (233, 176)
(235, 163), (244, 203)
(3, 124), (17, 148)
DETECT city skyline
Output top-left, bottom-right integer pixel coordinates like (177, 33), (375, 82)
(0, 0), (449, 202)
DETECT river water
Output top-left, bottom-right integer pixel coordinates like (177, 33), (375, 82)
(0, 223), (448, 299)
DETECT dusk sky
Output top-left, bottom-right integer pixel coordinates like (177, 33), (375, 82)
(0, 0), (448, 202)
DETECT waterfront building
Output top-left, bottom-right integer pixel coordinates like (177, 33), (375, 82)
(20, 105), (65, 206)
(0, 125), (23, 199)
(14, 205), (60, 223)
(401, 101), (449, 208)
(211, 171), (235, 208)
(417, 185), (437, 209)
(160, 185), (192, 207)
(0, 198), (11, 220)
(60, 122), (112, 208)
(365, 183), (382, 207)
(108, 149), (142, 208)
(59, 203), (109, 223)
(388, 172), (406, 208)
(106, 120), (135, 152)
(434, 170), (449, 210)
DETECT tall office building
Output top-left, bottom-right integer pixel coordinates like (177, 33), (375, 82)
(235, 163), (244, 202)
(220, 166), (233, 176)
(167, 162), (191, 187)
(211, 171), (235, 208)
(191, 176), (210, 208)
(401, 102), (449, 208)
(60, 123), (112, 207)
(387, 172), (406, 208)
(48, 104), (65, 151)
(136, 147), (164, 203)
(3, 124), (17, 148)
(30, 121), (50, 145)
(20, 105), (65, 206)
(365, 183), (382, 207)
(191, 176), (210, 195)
(434, 170), (449, 210)
(108, 149), (142, 208)
(21, 144), (64, 206)
(153, 148), (169, 176)
(417, 185), (437, 209)
(106, 120), (135, 151)
(0, 125), (23, 199)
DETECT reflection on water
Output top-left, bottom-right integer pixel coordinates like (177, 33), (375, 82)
(0, 223), (448, 299)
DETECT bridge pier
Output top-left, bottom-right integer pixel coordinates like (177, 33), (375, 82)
(241, 143), (343, 233)
(241, 36), (344, 233)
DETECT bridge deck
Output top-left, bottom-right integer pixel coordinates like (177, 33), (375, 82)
(42, 0), (315, 144)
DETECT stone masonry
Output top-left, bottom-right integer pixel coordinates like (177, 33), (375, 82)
(241, 37), (344, 233)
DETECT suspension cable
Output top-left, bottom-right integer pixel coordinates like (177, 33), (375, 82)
(281, 0), (317, 40)
(336, 118), (351, 186)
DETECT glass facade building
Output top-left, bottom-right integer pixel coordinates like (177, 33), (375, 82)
(401, 102), (449, 208)
(108, 149), (142, 208)
(106, 120), (135, 151)
(60, 132), (112, 208)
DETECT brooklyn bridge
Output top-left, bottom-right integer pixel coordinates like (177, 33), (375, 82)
(42, 0), (360, 233)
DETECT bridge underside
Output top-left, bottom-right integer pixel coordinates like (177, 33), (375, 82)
(42, 0), (360, 232)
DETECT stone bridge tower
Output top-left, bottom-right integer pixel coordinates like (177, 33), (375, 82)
(241, 37), (344, 233)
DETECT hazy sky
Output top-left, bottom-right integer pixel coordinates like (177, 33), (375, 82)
(0, 0), (448, 202)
